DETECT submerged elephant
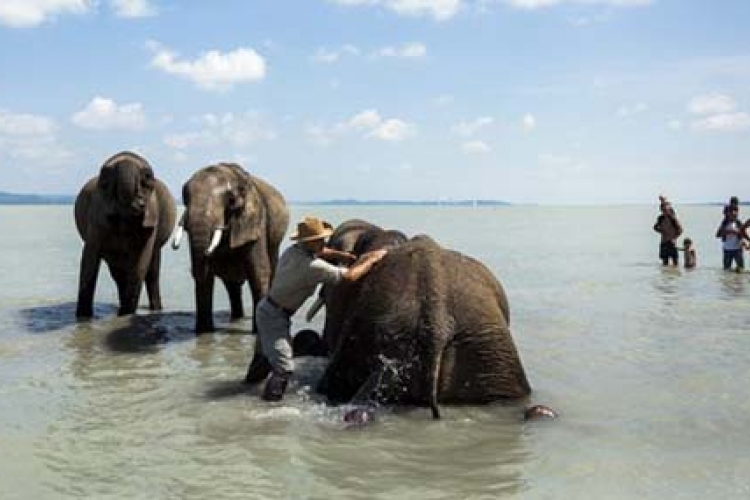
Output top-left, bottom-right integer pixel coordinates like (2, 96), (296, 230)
(75, 151), (176, 318)
(173, 163), (289, 333)
(317, 235), (530, 419)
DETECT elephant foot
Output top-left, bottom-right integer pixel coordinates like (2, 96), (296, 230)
(76, 306), (93, 319)
(523, 405), (558, 421)
(343, 407), (375, 427)
(292, 329), (327, 357)
(195, 322), (215, 335)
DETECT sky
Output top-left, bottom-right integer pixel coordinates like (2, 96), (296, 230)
(0, 0), (749, 204)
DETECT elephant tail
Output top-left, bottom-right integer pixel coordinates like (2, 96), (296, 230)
(428, 347), (443, 419)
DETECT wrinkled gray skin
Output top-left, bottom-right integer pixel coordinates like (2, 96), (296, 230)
(178, 163), (289, 334)
(75, 151), (176, 318)
(313, 219), (408, 353)
(318, 236), (530, 419)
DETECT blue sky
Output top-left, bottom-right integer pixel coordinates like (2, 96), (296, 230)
(0, 0), (749, 204)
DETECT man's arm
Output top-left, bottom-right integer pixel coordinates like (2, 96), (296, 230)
(319, 247), (357, 265)
(342, 249), (388, 282)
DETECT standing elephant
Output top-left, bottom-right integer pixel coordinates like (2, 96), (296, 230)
(172, 163), (289, 334)
(318, 235), (530, 419)
(75, 151), (176, 318)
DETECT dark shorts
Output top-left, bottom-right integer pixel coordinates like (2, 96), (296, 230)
(659, 241), (678, 263)
(723, 249), (744, 270)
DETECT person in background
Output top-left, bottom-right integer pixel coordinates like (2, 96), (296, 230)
(653, 196), (683, 266)
(716, 207), (744, 272)
(723, 196), (740, 221)
(244, 216), (388, 402)
(679, 237), (697, 269)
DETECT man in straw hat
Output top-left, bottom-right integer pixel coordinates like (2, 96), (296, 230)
(245, 216), (388, 401)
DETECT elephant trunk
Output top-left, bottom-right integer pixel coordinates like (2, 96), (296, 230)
(185, 209), (227, 279)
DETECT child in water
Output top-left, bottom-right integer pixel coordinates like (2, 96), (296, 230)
(680, 237), (697, 269)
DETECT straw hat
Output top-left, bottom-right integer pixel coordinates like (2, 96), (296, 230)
(290, 216), (334, 242)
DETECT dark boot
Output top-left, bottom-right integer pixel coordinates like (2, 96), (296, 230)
(261, 370), (291, 401)
(244, 354), (272, 385)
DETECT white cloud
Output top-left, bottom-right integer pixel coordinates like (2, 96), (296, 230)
(349, 110), (383, 130)
(311, 45), (361, 64)
(71, 97), (146, 131)
(667, 119), (682, 131)
(691, 113), (750, 132)
(617, 102), (648, 117)
(110, 0), (156, 18)
(313, 43), (426, 63)
(149, 43), (266, 91)
(462, 140), (491, 154)
(164, 112), (277, 149)
(369, 118), (413, 141)
(502, 0), (652, 9)
(688, 93), (736, 115)
(375, 42), (427, 58)
(522, 113), (536, 131)
(0, 0), (90, 28)
(0, 109), (57, 135)
(0, 109), (71, 164)
(451, 116), (494, 137)
(307, 109), (415, 144)
(328, 0), (462, 20)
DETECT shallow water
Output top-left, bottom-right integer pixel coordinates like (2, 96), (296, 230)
(1, 204), (749, 499)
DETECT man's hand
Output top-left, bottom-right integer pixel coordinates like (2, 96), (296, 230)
(343, 249), (388, 282)
(319, 247), (357, 265)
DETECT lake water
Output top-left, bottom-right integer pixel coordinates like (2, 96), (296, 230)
(1, 204), (749, 499)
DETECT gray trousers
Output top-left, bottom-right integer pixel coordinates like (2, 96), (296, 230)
(255, 297), (294, 373)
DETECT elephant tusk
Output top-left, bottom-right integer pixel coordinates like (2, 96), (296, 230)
(172, 225), (184, 250)
(305, 296), (325, 322)
(205, 228), (224, 256)
(171, 213), (186, 250)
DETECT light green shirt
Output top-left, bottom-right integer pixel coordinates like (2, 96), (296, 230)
(268, 243), (343, 312)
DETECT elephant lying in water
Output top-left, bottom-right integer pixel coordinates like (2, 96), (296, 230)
(317, 235), (531, 419)
(74, 151), (176, 318)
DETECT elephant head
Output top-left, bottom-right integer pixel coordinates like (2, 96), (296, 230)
(176, 163), (264, 275)
(97, 151), (158, 227)
(305, 220), (408, 354)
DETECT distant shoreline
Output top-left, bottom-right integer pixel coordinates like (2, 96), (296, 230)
(0, 191), (510, 207)
(0, 191), (747, 207)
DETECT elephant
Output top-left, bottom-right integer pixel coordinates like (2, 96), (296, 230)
(75, 151), (176, 318)
(317, 235), (531, 419)
(172, 163), (289, 334)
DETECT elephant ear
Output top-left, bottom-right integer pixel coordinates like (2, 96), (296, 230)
(229, 173), (263, 249)
(142, 189), (158, 228)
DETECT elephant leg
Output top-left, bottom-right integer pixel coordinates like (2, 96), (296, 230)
(224, 280), (244, 320)
(145, 250), (163, 311)
(194, 277), (215, 334)
(76, 243), (101, 318)
(246, 253), (271, 334)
